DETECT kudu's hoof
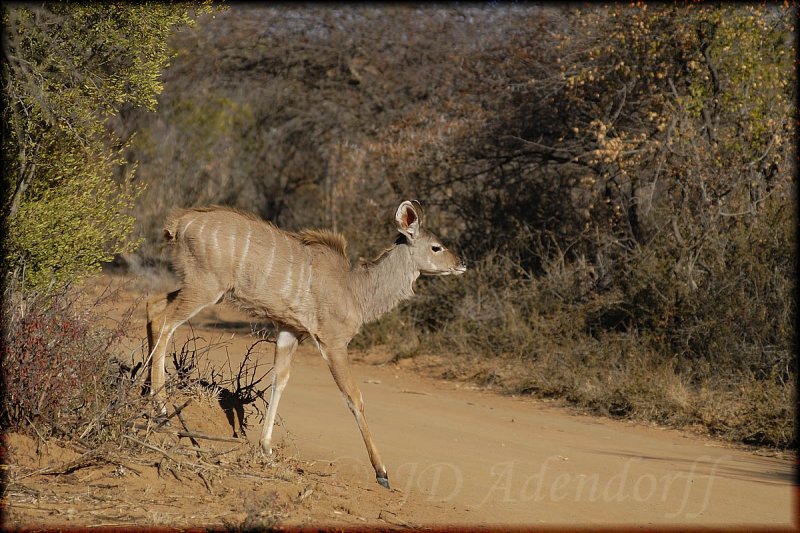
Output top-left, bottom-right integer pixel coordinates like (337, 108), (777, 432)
(145, 411), (171, 427)
(157, 408), (170, 423)
(150, 415), (172, 428)
(377, 475), (390, 489)
(258, 442), (274, 458)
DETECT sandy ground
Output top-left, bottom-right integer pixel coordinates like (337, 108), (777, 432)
(4, 274), (796, 529)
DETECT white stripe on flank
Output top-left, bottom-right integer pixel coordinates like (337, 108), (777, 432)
(196, 220), (207, 240)
(280, 241), (295, 300)
(292, 252), (307, 306)
(227, 226), (235, 258)
(263, 231), (276, 278)
(211, 227), (219, 252)
(236, 229), (252, 280)
(181, 218), (196, 236)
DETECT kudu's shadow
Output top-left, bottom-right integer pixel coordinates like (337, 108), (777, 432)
(194, 379), (251, 438)
(192, 335), (274, 440)
(137, 328), (274, 440)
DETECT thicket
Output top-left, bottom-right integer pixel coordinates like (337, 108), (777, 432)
(114, 5), (795, 448)
(381, 5), (796, 447)
(1, 3), (214, 441)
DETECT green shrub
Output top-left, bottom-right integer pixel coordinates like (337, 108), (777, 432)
(2, 3), (213, 294)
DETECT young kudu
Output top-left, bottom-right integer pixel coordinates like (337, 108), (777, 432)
(145, 200), (465, 488)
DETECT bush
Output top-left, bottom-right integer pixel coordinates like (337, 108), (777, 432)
(1, 281), (141, 442)
(2, 3), (212, 294)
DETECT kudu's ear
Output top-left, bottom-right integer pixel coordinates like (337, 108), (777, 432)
(395, 200), (422, 240)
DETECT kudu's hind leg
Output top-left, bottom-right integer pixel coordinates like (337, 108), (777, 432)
(319, 341), (389, 489)
(146, 286), (223, 415)
(144, 290), (179, 395)
(259, 328), (298, 454)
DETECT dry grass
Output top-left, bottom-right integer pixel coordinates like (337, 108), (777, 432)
(357, 236), (795, 450)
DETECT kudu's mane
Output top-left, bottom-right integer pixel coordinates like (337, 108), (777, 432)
(293, 228), (349, 266)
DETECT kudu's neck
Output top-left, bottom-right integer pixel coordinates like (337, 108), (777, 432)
(352, 244), (419, 324)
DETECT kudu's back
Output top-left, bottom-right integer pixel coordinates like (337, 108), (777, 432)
(164, 206), (348, 332)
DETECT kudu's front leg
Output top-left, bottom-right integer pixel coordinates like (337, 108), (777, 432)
(259, 329), (298, 454)
(319, 341), (389, 489)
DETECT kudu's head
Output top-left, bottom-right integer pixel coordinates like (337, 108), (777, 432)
(394, 200), (466, 276)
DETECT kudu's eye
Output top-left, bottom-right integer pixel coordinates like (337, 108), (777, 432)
(431, 245), (442, 253)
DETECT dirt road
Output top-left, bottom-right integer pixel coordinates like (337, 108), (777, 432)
(253, 342), (794, 526)
(136, 278), (796, 527)
(11, 276), (791, 528)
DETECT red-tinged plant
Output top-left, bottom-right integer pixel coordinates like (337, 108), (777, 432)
(2, 279), (140, 441)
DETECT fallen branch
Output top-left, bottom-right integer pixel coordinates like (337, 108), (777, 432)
(379, 509), (416, 528)
(126, 397), (194, 432)
(122, 435), (179, 463)
(399, 389), (430, 396)
(12, 467), (52, 482)
(236, 473), (282, 481)
(175, 444), (242, 457)
(197, 470), (213, 493)
(9, 503), (57, 511)
(130, 423), (174, 432)
(208, 443), (244, 460)
(163, 397), (194, 426)
(173, 403), (202, 457)
(39, 448), (116, 477)
(176, 431), (241, 443)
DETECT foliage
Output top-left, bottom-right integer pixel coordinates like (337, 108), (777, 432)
(2, 3), (213, 292)
(122, 5), (795, 447)
(379, 4), (794, 447)
(0, 277), (272, 446)
(116, 5), (498, 262)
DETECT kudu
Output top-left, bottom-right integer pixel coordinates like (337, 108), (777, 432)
(145, 200), (465, 488)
